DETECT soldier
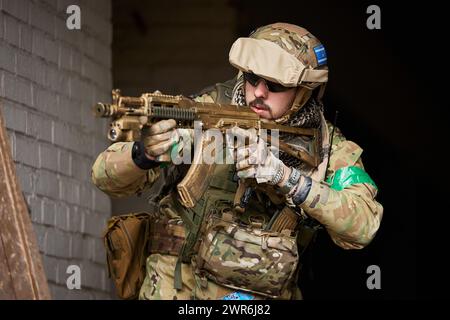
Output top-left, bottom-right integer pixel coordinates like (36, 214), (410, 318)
(92, 23), (383, 300)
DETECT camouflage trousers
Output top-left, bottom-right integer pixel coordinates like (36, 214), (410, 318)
(139, 254), (301, 300)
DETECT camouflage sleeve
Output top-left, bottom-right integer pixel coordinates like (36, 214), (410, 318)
(193, 93), (215, 103)
(91, 142), (160, 198)
(299, 135), (383, 250)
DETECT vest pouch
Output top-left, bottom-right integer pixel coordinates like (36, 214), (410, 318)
(103, 212), (153, 300)
(194, 213), (299, 299)
(103, 211), (186, 299)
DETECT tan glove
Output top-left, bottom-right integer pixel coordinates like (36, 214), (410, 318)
(230, 126), (288, 184)
(143, 119), (193, 163)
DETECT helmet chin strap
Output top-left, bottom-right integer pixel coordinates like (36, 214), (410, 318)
(275, 86), (312, 124)
(316, 83), (326, 102)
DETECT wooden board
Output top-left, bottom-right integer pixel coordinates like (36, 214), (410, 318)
(0, 104), (51, 299)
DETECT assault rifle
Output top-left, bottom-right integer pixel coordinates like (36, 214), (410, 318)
(94, 89), (320, 208)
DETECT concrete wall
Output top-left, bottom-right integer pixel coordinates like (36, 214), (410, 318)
(0, 0), (113, 299)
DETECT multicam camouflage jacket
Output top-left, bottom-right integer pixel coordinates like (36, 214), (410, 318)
(92, 88), (383, 251)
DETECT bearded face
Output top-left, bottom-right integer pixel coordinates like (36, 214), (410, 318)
(244, 78), (297, 120)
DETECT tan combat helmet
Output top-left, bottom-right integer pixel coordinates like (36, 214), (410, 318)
(229, 22), (329, 124)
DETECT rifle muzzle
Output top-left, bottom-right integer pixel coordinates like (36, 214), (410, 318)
(94, 103), (117, 117)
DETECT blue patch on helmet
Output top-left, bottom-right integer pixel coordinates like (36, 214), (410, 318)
(221, 291), (255, 300)
(313, 44), (327, 66)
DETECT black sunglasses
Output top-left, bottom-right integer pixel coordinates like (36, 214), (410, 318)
(243, 72), (292, 93)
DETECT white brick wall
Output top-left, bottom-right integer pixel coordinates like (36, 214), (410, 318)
(1, 0), (112, 299)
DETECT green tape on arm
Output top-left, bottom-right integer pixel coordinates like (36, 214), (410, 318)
(326, 166), (378, 191)
(159, 141), (179, 168)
